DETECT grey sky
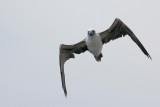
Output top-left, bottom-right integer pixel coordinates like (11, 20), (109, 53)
(0, 0), (159, 107)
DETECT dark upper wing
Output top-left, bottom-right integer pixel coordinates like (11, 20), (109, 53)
(59, 39), (88, 96)
(99, 18), (151, 59)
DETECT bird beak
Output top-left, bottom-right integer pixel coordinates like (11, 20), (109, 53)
(88, 31), (94, 36)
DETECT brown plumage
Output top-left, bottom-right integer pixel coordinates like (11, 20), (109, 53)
(59, 18), (151, 97)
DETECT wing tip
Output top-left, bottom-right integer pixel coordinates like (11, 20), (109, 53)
(62, 86), (67, 97)
(65, 92), (67, 98)
(147, 54), (152, 60)
(63, 88), (67, 97)
(62, 80), (67, 97)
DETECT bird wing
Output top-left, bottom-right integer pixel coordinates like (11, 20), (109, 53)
(99, 18), (151, 59)
(59, 39), (88, 96)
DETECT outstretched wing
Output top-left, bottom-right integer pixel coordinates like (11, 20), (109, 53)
(59, 39), (88, 96)
(99, 18), (151, 59)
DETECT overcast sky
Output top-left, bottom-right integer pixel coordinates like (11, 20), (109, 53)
(0, 0), (160, 107)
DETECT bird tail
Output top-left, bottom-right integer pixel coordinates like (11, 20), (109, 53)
(94, 53), (103, 62)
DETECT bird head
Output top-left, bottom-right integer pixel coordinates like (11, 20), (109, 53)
(88, 29), (96, 36)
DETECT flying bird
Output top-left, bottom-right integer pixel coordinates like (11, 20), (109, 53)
(59, 18), (151, 97)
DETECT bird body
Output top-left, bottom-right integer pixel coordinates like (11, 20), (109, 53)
(86, 31), (103, 58)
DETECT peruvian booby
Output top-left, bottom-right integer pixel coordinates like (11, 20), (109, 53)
(59, 18), (151, 97)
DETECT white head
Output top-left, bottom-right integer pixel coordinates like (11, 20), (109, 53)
(88, 29), (96, 37)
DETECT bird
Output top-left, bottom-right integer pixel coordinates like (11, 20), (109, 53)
(59, 18), (151, 97)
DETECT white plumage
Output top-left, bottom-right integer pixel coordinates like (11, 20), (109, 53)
(86, 32), (103, 57)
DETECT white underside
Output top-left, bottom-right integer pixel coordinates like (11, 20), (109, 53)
(86, 34), (103, 57)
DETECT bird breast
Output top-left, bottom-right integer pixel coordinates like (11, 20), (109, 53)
(86, 34), (103, 56)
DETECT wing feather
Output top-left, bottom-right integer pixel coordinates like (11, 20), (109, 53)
(99, 18), (151, 59)
(59, 39), (87, 96)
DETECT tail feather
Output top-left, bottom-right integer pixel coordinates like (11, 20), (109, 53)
(94, 53), (103, 62)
